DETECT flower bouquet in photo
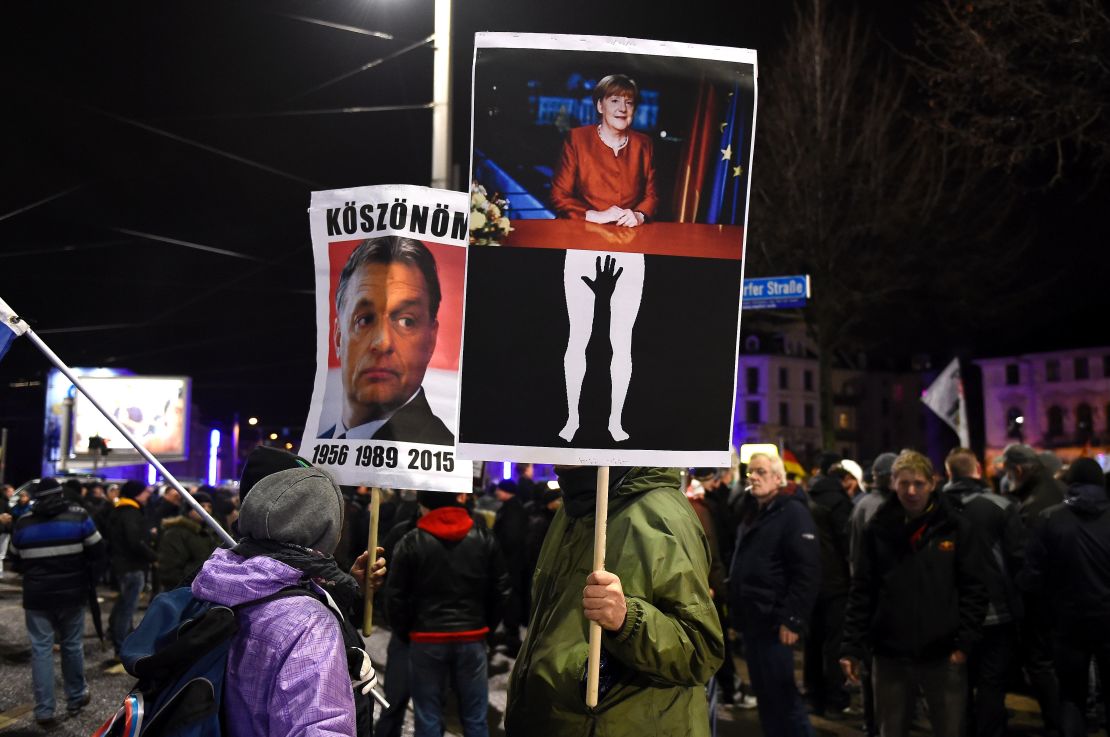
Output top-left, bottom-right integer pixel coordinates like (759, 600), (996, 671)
(469, 180), (512, 246)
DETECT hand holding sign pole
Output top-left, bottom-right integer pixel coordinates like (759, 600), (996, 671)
(586, 465), (610, 707)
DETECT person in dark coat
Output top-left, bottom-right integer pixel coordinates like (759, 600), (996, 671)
(1001, 443), (1065, 736)
(523, 485), (561, 622)
(942, 448), (1026, 737)
(730, 453), (820, 737)
(11, 478), (106, 725)
(385, 490), (511, 737)
(804, 460), (854, 717)
(376, 506), (423, 737)
(156, 491), (220, 589)
(1019, 458), (1110, 737)
(841, 450), (989, 737)
(492, 478), (528, 655)
(106, 480), (157, 661)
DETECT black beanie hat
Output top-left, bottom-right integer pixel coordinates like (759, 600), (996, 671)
(239, 446), (313, 504)
(418, 489), (461, 510)
(1066, 458), (1105, 487)
(28, 477), (63, 499)
(121, 480), (147, 499)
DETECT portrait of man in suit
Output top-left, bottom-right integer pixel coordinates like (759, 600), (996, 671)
(318, 235), (454, 445)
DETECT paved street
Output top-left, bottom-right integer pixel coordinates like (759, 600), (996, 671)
(0, 573), (1047, 736)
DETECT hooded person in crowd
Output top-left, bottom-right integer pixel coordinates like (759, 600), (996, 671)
(492, 477), (529, 656)
(505, 466), (722, 737)
(11, 478), (106, 726)
(385, 490), (511, 737)
(804, 454), (853, 718)
(1019, 457), (1110, 737)
(191, 466), (369, 737)
(106, 480), (158, 662)
(157, 491), (221, 589)
(1000, 443), (1065, 736)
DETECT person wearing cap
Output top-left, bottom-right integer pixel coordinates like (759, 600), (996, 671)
(10, 478), (106, 726)
(505, 467), (722, 737)
(492, 478), (528, 656)
(1018, 457), (1110, 737)
(942, 448), (1027, 737)
(834, 460), (864, 500)
(156, 491), (221, 589)
(191, 466), (372, 737)
(1000, 443), (1064, 737)
(803, 454), (854, 719)
(386, 490), (511, 737)
(106, 479), (158, 661)
(841, 450), (989, 737)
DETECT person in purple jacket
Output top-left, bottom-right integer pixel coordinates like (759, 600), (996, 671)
(191, 466), (360, 737)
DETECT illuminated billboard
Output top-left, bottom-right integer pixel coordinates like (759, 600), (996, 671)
(71, 375), (191, 462)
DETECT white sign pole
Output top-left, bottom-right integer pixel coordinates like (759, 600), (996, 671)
(585, 465), (610, 707)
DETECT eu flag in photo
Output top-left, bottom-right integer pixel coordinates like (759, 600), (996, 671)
(706, 81), (747, 226)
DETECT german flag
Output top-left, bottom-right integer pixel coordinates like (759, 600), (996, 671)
(782, 448), (806, 480)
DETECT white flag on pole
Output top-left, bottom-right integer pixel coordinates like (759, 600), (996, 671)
(922, 358), (970, 448)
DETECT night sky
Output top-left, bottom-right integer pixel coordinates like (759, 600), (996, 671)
(1, 1), (1106, 481)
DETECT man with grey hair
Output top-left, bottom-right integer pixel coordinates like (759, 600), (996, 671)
(729, 452), (820, 736)
(319, 235), (453, 444)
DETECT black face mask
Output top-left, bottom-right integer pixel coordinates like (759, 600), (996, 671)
(556, 467), (632, 518)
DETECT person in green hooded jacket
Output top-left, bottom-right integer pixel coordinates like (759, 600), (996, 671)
(504, 466), (723, 736)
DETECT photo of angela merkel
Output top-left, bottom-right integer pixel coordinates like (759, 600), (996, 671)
(549, 74), (659, 227)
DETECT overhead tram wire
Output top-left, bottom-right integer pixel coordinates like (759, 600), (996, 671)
(111, 228), (269, 263)
(160, 103), (435, 122)
(275, 13), (395, 40)
(287, 35), (434, 101)
(0, 185), (84, 224)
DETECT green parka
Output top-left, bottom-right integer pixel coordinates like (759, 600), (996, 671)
(504, 467), (723, 736)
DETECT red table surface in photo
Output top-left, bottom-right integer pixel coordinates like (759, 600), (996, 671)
(499, 219), (744, 260)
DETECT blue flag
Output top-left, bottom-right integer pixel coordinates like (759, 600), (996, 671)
(0, 297), (28, 363)
(706, 81), (747, 226)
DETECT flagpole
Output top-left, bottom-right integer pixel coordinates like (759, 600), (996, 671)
(20, 326), (235, 548)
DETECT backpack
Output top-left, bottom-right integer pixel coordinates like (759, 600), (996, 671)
(92, 585), (326, 737)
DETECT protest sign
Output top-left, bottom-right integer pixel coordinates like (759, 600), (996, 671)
(458, 33), (758, 467)
(300, 184), (472, 492)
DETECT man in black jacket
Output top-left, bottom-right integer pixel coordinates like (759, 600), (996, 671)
(492, 478), (528, 655)
(730, 452), (820, 737)
(942, 448), (1026, 737)
(841, 450), (989, 737)
(805, 458), (854, 717)
(106, 479), (158, 661)
(1001, 443), (1064, 736)
(385, 490), (511, 737)
(11, 478), (106, 726)
(1019, 458), (1110, 737)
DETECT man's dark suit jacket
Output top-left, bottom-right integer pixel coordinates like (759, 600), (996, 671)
(319, 387), (454, 445)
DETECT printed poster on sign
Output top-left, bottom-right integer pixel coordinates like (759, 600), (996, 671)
(300, 184), (472, 492)
(457, 33), (758, 467)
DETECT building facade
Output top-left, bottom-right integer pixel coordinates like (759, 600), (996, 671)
(976, 347), (1110, 462)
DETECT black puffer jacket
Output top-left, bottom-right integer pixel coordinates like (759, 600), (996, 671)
(808, 475), (853, 597)
(1019, 482), (1110, 627)
(107, 499), (158, 574)
(386, 505), (511, 640)
(12, 494), (107, 610)
(843, 493), (989, 662)
(942, 477), (1026, 625)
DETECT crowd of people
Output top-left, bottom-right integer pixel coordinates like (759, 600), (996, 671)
(1, 443), (1108, 737)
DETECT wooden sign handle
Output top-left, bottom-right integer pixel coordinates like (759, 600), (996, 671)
(362, 487), (381, 637)
(586, 465), (610, 708)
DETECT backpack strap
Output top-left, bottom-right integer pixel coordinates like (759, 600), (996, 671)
(232, 585), (319, 612)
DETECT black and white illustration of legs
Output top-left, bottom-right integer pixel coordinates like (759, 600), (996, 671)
(559, 250), (645, 443)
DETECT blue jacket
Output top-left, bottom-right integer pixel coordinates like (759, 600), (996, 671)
(729, 489), (820, 634)
(12, 493), (106, 611)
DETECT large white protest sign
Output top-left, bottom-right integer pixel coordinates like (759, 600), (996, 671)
(300, 184), (472, 492)
(457, 33), (758, 467)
